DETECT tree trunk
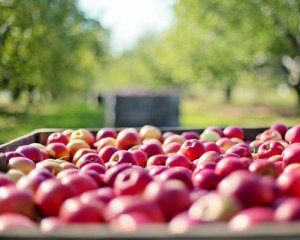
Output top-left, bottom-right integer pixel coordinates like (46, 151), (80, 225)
(224, 85), (232, 104)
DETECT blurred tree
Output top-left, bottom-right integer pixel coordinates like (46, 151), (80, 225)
(0, 0), (109, 103)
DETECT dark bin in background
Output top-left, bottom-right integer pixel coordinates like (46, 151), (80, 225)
(104, 93), (180, 127)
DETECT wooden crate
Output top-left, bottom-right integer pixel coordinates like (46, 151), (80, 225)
(1, 127), (299, 240)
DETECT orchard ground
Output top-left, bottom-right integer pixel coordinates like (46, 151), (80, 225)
(0, 87), (300, 144)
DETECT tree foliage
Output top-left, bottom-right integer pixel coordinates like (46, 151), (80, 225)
(0, 0), (109, 102)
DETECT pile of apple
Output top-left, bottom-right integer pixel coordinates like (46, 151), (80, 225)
(2, 123), (300, 233)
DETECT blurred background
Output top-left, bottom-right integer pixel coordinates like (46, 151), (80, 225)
(0, 0), (300, 143)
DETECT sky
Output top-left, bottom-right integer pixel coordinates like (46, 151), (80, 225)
(78, 0), (175, 53)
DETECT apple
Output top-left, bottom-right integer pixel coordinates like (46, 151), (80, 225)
(147, 154), (168, 166)
(229, 207), (274, 232)
(46, 142), (70, 161)
(196, 162), (217, 171)
(109, 212), (155, 232)
(95, 137), (117, 151)
(163, 142), (181, 154)
(203, 142), (222, 154)
(40, 217), (65, 232)
(76, 153), (104, 169)
(108, 150), (137, 167)
(80, 187), (116, 205)
(163, 134), (185, 146)
(16, 145), (44, 163)
(0, 214), (36, 232)
(6, 169), (24, 183)
(206, 126), (224, 137)
(62, 129), (73, 140)
(143, 180), (191, 221)
(139, 125), (162, 140)
(169, 211), (203, 234)
(282, 143), (300, 167)
(80, 163), (106, 174)
(105, 195), (164, 222)
(216, 138), (235, 151)
(189, 189), (209, 204)
(72, 148), (96, 165)
(189, 192), (241, 222)
(139, 142), (164, 157)
(0, 173), (14, 187)
(217, 170), (269, 208)
(66, 139), (90, 158)
(257, 141), (285, 159)
(7, 157), (35, 174)
(179, 139), (205, 161)
(35, 179), (75, 216)
(47, 132), (69, 145)
(277, 171), (300, 197)
(147, 165), (168, 177)
(275, 198), (300, 221)
(226, 145), (252, 158)
(5, 151), (25, 163)
(260, 129), (282, 142)
(56, 169), (80, 179)
(285, 124), (300, 144)
(61, 173), (98, 196)
(104, 163), (132, 187)
(70, 129), (95, 147)
(36, 160), (63, 175)
(249, 139), (264, 151)
(215, 157), (247, 178)
(98, 146), (118, 163)
(165, 154), (191, 169)
(114, 166), (152, 195)
(271, 123), (288, 139)
(59, 197), (104, 223)
(157, 167), (193, 190)
(192, 169), (220, 190)
(223, 126), (244, 139)
(96, 128), (118, 141)
(0, 186), (35, 219)
(116, 129), (141, 150)
(200, 130), (221, 142)
(181, 131), (199, 140)
(196, 151), (222, 166)
(129, 149), (148, 167)
(249, 160), (279, 178)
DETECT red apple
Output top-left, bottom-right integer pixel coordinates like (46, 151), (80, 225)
(275, 197), (300, 221)
(277, 171), (300, 197)
(200, 130), (221, 142)
(169, 211), (203, 234)
(96, 128), (118, 141)
(143, 180), (191, 221)
(147, 154), (168, 166)
(76, 153), (104, 169)
(70, 129), (95, 147)
(80, 163), (106, 174)
(157, 167), (193, 190)
(179, 139), (205, 161)
(226, 145), (252, 159)
(0, 214), (36, 232)
(105, 195), (165, 222)
(257, 141), (285, 159)
(56, 168), (80, 179)
(116, 129), (141, 150)
(98, 146), (118, 163)
(282, 143), (300, 167)
(215, 157), (247, 178)
(249, 159), (279, 178)
(271, 123), (288, 139)
(95, 137), (117, 150)
(206, 126), (224, 137)
(0, 173), (14, 187)
(181, 131), (199, 140)
(59, 197), (104, 223)
(72, 148), (96, 165)
(139, 142), (164, 157)
(5, 151), (25, 163)
(80, 187), (116, 205)
(108, 150), (137, 167)
(0, 186), (35, 219)
(16, 145), (44, 163)
(203, 142), (222, 154)
(163, 134), (185, 146)
(216, 137), (235, 151)
(192, 169), (220, 190)
(47, 132), (69, 145)
(147, 165), (168, 177)
(223, 126), (244, 139)
(196, 151), (222, 166)
(285, 124), (300, 144)
(129, 149), (148, 167)
(163, 142), (181, 154)
(260, 129), (282, 142)
(6, 169), (24, 184)
(35, 179), (75, 216)
(114, 166), (152, 195)
(229, 207), (274, 231)
(165, 154), (191, 169)
(46, 142), (70, 161)
(61, 173), (98, 196)
(196, 162), (217, 171)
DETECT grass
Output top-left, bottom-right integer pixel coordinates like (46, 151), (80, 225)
(0, 86), (300, 144)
